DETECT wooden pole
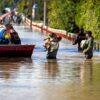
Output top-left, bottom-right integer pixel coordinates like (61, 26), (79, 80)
(30, 0), (34, 30)
(43, 0), (46, 26)
(24, 0), (27, 23)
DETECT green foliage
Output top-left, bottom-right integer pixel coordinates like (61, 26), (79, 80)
(75, 0), (100, 39)
(1, 0), (99, 40)
(48, 0), (76, 32)
(0, 0), (14, 11)
(47, 0), (61, 29)
(47, 0), (100, 40)
(17, 0), (27, 13)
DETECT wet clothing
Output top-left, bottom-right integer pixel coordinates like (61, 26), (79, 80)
(46, 41), (59, 59)
(47, 49), (58, 59)
(45, 33), (61, 59)
(83, 37), (94, 59)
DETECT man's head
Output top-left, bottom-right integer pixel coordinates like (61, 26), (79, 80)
(86, 31), (92, 38)
(5, 23), (13, 30)
(80, 28), (84, 34)
(57, 36), (62, 42)
(49, 33), (56, 38)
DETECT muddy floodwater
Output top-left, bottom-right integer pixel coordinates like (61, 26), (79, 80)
(0, 25), (100, 100)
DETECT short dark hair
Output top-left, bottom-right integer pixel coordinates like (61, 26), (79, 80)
(57, 36), (62, 42)
(86, 31), (92, 36)
(49, 33), (56, 37)
(5, 23), (13, 29)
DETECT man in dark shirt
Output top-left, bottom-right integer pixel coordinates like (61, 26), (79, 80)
(5, 24), (21, 44)
(73, 28), (86, 51)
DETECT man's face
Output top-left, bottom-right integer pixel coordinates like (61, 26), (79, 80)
(86, 34), (89, 38)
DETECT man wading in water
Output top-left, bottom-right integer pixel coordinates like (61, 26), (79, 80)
(82, 31), (94, 59)
(73, 28), (86, 51)
(43, 33), (62, 59)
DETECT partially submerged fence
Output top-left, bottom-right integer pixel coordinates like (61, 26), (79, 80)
(25, 18), (76, 42)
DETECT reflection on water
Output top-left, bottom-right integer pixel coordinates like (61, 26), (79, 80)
(0, 64), (19, 79)
(80, 60), (93, 85)
(45, 60), (59, 78)
(0, 58), (33, 80)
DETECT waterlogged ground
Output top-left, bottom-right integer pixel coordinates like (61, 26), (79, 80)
(0, 25), (100, 100)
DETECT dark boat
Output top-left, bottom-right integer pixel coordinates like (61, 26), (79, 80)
(0, 45), (35, 57)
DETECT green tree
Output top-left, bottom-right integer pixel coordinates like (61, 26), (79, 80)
(0, 0), (14, 11)
(2, 0), (99, 40)
(47, 0), (76, 32)
(75, 0), (100, 39)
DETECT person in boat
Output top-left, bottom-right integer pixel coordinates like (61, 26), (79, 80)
(73, 28), (86, 51)
(4, 23), (21, 44)
(82, 31), (94, 59)
(46, 33), (62, 59)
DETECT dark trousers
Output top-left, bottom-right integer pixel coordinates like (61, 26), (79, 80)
(85, 55), (93, 59)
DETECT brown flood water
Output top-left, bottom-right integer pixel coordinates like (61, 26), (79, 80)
(0, 25), (100, 100)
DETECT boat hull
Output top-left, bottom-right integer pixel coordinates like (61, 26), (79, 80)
(0, 45), (35, 57)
